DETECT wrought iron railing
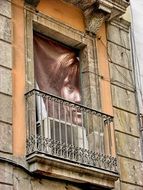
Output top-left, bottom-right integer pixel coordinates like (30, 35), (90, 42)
(25, 89), (117, 172)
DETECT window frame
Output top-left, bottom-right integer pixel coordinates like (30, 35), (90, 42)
(25, 10), (101, 111)
(25, 8), (118, 188)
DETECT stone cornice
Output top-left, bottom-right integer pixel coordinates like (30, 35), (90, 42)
(108, 0), (129, 20)
(64, 0), (129, 34)
(64, 0), (129, 18)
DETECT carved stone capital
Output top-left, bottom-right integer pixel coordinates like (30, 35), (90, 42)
(25, 0), (40, 7)
(84, 0), (113, 33)
(64, 0), (129, 34)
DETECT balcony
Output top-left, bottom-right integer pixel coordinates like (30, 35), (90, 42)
(25, 89), (118, 188)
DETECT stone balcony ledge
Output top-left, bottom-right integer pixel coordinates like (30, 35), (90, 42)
(27, 152), (119, 189)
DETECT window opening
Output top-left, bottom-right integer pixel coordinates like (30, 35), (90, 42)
(25, 30), (117, 172)
(33, 32), (87, 150)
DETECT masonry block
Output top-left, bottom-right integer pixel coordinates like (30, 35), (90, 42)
(13, 168), (82, 190)
(0, 40), (12, 68)
(120, 182), (143, 190)
(110, 62), (134, 90)
(113, 108), (139, 136)
(116, 131), (142, 160)
(0, 94), (12, 123)
(0, 16), (11, 42)
(108, 41), (131, 69)
(0, 66), (12, 95)
(0, 0), (11, 18)
(111, 85), (137, 113)
(107, 24), (130, 49)
(118, 156), (143, 186)
(0, 184), (13, 190)
(0, 122), (12, 153)
(0, 163), (13, 185)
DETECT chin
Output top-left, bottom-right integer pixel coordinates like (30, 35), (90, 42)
(73, 115), (82, 126)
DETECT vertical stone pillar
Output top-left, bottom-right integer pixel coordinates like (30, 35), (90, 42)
(0, 0), (12, 154)
(0, 0), (13, 189)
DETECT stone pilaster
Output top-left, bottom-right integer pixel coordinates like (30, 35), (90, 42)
(107, 18), (143, 190)
(0, 1), (13, 190)
(0, 0), (12, 154)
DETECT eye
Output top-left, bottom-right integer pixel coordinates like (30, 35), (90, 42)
(67, 84), (75, 92)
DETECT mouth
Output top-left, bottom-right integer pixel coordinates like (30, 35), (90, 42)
(73, 111), (82, 122)
(76, 112), (82, 116)
(72, 110), (81, 116)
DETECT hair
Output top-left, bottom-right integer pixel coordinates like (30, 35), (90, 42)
(34, 33), (81, 128)
(49, 53), (80, 94)
(34, 32), (80, 97)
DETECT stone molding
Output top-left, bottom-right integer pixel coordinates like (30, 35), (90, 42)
(64, 0), (129, 33)
(27, 153), (119, 189)
(109, 0), (129, 20)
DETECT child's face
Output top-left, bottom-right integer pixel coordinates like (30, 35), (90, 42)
(61, 77), (82, 125)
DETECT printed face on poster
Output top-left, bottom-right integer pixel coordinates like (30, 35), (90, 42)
(33, 32), (81, 125)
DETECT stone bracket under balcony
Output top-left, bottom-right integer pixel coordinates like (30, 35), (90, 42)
(27, 152), (119, 189)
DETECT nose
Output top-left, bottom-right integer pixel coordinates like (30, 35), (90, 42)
(74, 90), (81, 103)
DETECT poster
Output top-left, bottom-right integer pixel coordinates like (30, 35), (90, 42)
(33, 32), (85, 147)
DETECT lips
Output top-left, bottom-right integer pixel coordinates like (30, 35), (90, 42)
(72, 111), (82, 125)
(76, 112), (82, 117)
(72, 110), (81, 117)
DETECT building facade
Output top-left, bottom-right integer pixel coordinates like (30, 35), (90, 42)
(0, 0), (143, 190)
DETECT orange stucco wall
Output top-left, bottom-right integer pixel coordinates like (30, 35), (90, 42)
(12, 0), (26, 156)
(96, 23), (113, 116)
(96, 24), (115, 156)
(37, 0), (85, 32)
